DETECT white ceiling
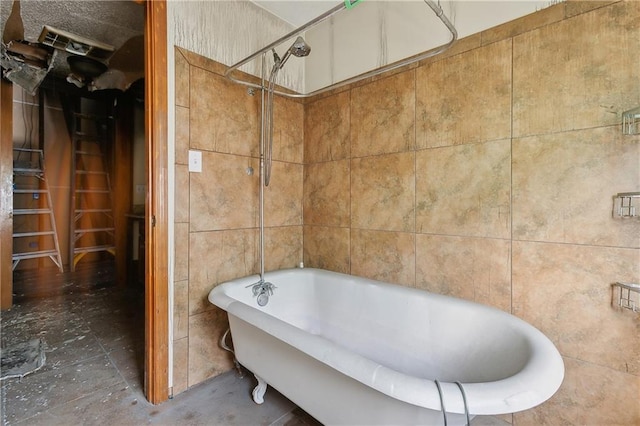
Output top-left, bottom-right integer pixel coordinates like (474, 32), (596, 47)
(253, 1), (342, 27)
(1, 0), (332, 76)
(2, 0), (558, 92)
(1, 0), (144, 78)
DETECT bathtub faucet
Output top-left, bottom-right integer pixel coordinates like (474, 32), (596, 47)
(250, 280), (276, 307)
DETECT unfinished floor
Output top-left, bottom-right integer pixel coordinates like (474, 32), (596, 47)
(1, 262), (509, 426)
(1, 262), (313, 425)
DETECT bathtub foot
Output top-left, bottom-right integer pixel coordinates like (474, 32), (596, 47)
(252, 375), (267, 404)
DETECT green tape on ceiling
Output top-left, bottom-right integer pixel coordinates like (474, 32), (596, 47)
(344, 0), (363, 10)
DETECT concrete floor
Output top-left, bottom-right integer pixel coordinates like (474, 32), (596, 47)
(1, 263), (510, 426)
(1, 264), (312, 426)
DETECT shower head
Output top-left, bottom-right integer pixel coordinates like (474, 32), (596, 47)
(289, 36), (311, 58)
(277, 36), (311, 69)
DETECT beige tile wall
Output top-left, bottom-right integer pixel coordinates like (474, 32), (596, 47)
(172, 1), (639, 422)
(173, 48), (304, 393)
(303, 1), (639, 424)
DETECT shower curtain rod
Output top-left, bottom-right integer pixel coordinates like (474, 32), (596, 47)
(224, 0), (458, 99)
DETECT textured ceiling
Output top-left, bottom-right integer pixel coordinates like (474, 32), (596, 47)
(1, 0), (340, 51)
(0, 1), (144, 47)
(0, 0), (144, 78)
(0, 0), (326, 79)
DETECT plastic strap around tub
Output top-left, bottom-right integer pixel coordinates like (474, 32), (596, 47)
(434, 380), (447, 426)
(454, 381), (470, 426)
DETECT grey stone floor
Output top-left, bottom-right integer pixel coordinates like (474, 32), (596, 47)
(0, 272), (309, 426)
(1, 264), (509, 426)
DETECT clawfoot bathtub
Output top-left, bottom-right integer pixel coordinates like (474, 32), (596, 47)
(209, 268), (564, 425)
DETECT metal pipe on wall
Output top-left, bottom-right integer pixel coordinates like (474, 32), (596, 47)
(224, 0), (457, 98)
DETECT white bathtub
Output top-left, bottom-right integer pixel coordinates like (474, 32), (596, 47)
(208, 268), (564, 425)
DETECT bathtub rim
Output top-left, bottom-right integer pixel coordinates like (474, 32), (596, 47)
(208, 268), (565, 416)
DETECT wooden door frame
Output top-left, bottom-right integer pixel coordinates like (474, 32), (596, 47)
(0, 0), (170, 402)
(144, 0), (170, 404)
(1, 78), (13, 309)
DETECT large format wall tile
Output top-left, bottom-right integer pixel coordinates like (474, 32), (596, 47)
(564, 0), (619, 18)
(188, 309), (233, 387)
(514, 357), (640, 425)
(174, 222), (189, 282)
(179, 48), (228, 77)
(416, 139), (511, 238)
(189, 229), (258, 315)
(173, 279), (189, 340)
(178, 7), (640, 421)
(264, 226), (303, 272)
(175, 106), (190, 165)
(175, 48), (189, 108)
(304, 91), (350, 163)
(272, 96), (304, 164)
(172, 337), (189, 395)
(512, 127), (640, 247)
(190, 152), (259, 232)
(416, 39), (511, 149)
(303, 160), (350, 227)
(513, 1), (640, 137)
(189, 67), (260, 157)
(351, 70), (415, 157)
(351, 229), (415, 287)
(264, 161), (303, 227)
(351, 152), (415, 232)
(303, 225), (350, 274)
(480, 4), (564, 46)
(416, 235), (511, 313)
(512, 241), (640, 376)
(176, 48), (306, 395)
(175, 164), (190, 223)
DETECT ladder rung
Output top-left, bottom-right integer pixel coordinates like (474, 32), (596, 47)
(13, 249), (60, 260)
(74, 140), (105, 145)
(75, 227), (115, 234)
(13, 189), (48, 194)
(75, 209), (112, 214)
(13, 168), (43, 175)
(76, 189), (110, 193)
(13, 231), (56, 237)
(75, 132), (104, 136)
(13, 148), (43, 154)
(74, 212), (113, 222)
(75, 151), (103, 156)
(74, 112), (105, 120)
(14, 209), (52, 215)
(74, 245), (115, 254)
(76, 171), (107, 175)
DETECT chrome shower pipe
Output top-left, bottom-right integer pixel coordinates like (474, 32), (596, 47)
(258, 52), (267, 283)
(224, 0), (457, 99)
(264, 62), (278, 187)
(253, 52), (279, 300)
